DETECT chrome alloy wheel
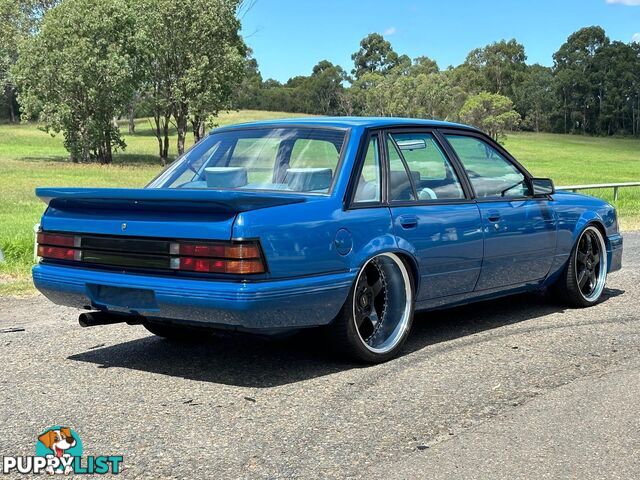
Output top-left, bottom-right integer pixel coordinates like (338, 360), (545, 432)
(352, 253), (413, 354)
(575, 226), (607, 303)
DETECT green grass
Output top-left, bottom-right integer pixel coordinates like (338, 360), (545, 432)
(0, 116), (638, 296)
(0, 110), (314, 295)
(504, 132), (640, 231)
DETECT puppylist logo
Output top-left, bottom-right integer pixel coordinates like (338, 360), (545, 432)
(2, 426), (123, 475)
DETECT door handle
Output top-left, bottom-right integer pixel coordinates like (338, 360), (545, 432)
(487, 211), (501, 222)
(399, 215), (418, 229)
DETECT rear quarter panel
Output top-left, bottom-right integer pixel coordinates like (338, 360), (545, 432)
(233, 200), (395, 279)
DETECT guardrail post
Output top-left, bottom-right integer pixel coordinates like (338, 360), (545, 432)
(614, 186), (619, 201)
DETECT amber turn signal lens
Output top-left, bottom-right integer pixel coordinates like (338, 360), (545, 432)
(225, 259), (265, 274)
(178, 257), (265, 274)
(177, 242), (261, 259)
(225, 244), (261, 259)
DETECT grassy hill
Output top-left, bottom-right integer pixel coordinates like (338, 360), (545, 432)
(1, 110), (638, 295)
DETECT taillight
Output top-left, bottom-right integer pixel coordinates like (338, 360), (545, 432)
(37, 232), (80, 248)
(170, 240), (266, 275)
(37, 232), (81, 261)
(37, 245), (82, 261)
(36, 231), (267, 276)
(175, 242), (261, 259)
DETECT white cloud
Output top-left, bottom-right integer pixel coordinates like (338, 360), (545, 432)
(606, 0), (640, 5)
(383, 27), (397, 36)
(633, 32), (640, 43)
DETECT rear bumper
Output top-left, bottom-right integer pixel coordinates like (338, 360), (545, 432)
(32, 264), (355, 330)
(607, 233), (623, 273)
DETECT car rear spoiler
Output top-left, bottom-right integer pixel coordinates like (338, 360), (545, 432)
(35, 187), (308, 214)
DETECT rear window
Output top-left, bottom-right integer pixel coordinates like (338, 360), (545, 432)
(148, 127), (347, 194)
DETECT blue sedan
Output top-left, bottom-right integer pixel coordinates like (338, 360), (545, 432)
(33, 118), (623, 362)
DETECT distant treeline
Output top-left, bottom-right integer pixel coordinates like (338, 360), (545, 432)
(2, 1), (639, 167)
(236, 28), (640, 137)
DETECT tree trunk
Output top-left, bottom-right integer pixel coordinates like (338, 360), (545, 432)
(637, 95), (640, 137)
(81, 128), (90, 163)
(128, 103), (136, 134)
(192, 116), (202, 143)
(152, 110), (171, 166)
(101, 135), (113, 165)
(563, 92), (568, 134)
(8, 94), (15, 124)
(153, 113), (163, 162)
(106, 138), (113, 164)
(175, 106), (188, 156)
(162, 115), (170, 165)
(5, 86), (16, 123)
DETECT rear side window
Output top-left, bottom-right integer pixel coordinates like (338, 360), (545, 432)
(353, 136), (382, 204)
(387, 136), (417, 202)
(389, 133), (464, 201)
(445, 135), (529, 198)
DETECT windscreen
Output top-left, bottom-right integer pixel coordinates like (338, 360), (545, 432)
(147, 127), (347, 194)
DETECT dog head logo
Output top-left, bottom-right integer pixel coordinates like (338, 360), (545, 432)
(38, 427), (76, 458)
(36, 426), (83, 474)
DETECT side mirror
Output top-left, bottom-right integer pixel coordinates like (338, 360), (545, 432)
(531, 177), (555, 197)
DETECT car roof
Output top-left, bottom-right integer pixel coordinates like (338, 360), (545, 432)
(213, 116), (479, 132)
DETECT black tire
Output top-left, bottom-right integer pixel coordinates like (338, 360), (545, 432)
(328, 253), (415, 363)
(143, 321), (208, 341)
(551, 225), (608, 308)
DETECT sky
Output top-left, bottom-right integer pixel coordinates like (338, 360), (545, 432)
(240, 0), (640, 82)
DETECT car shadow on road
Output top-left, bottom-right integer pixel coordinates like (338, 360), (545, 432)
(68, 288), (624, 388)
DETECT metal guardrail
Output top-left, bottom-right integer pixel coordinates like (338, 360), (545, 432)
(557, 182), (640, 201)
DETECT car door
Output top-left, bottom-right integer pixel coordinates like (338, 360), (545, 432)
(442, 132), (557, 290)
(385, 130), (484, 301)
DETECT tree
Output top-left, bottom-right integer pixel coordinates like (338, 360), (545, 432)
(138, 0), (246, 162)
(307, 60), (346, 115)
(13, 0), (140, 164)
(632, 42), (640, 136)
(460, 92), (521, 142)
(410, 56), (439, 76)
(594, 41), (640, 135)
(513, 64), (555, 132)
(553, 26), (609, 134)
(0, 0), (58, 123)
(234, 49), (263, 111)
(349, 71), (387, 116)
(463, 39), (527, 98)
(351, 33), (403, 80)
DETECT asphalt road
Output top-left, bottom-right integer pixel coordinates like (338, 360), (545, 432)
(1, 233), (638, 479)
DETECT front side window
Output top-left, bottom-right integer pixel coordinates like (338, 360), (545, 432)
(148, 127), (347, 194)
(389, 133), (464, 201)
(445, 135), (529, 198)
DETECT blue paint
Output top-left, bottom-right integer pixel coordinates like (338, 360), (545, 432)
(334, 228), (353, 256)
(32, 118), (623, 331)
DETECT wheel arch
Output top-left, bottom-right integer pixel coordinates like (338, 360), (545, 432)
(393, 251), (420, 295)
(351, 247), (420, 296)
(574, 217), (609, 250)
